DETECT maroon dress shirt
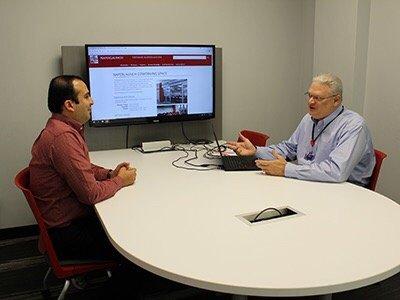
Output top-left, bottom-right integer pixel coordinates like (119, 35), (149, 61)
(29, 114), (124, 228)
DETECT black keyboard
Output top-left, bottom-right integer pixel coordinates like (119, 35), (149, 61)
(222, 156), (259, 171)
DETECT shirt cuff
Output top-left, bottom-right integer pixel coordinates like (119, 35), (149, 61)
(255, 146), (267, 158)
(111, 175), (124, 189)
(96, 168), (111, 181)
(255, 147), (275, 160)
(284, 162), (298, 179)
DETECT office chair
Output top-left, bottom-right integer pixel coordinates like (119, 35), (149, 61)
(368, 149), (387, 191)
(238, 129), (269, 147)
(15, 167), (117, 300)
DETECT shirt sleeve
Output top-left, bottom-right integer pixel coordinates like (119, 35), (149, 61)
(50, 132), (124, 205)
(256, 122), (301, 161)
(91, 163), (110, 181)
(285, 123), (368, 183)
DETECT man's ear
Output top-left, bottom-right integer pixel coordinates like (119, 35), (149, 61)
(63, 99), (75, 112)
(333, 95), (342, 106)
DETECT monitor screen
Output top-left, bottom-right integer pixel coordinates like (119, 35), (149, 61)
(85, 44), (215, 126)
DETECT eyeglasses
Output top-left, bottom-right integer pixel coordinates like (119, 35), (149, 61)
(304, 92), (338, 102)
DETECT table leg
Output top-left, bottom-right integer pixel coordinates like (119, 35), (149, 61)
(319, 294), (332, 300)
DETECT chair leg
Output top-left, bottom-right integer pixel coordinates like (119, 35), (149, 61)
(41, 267), (53, 298)
(58, 279), (71, 300)
(43, 267), (52, 291)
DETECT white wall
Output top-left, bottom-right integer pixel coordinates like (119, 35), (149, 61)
(313, 0), (399, 201)
(314, 0), (362, 112)
(363, 0), (400, 201)
(0, 0), (315, 229)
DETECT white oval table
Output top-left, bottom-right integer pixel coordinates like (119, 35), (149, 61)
(91, 149), (400, 299)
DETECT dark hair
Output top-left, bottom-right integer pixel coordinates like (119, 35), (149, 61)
(47, 75), (85, 113)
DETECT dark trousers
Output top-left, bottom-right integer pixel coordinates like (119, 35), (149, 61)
(48, 211), (158, 298)
(48, 211), (120, 261)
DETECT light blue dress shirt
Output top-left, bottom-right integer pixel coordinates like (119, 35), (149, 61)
(255, 106), (375, 186)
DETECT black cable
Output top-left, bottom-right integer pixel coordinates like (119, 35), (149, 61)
(126, 125), (130, 149)
(171, 145), (221, 171)
(132, 143), (221, 170)
(180, 122), (212, 145)
(184, 145), (221, 167)
(182, 145), (221, 168)
(181, 122), (193, 144)
(253, 207), (283, 222)
(203, 144), (224, 160)
(134, 146), (175, 154)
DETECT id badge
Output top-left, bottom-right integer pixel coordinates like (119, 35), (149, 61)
(304, 151), (315, 161)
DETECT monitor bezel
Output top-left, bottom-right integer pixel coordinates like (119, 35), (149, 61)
(85, 44), (215, 127)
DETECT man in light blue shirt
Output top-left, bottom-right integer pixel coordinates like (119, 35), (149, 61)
(227, 73), (375, 187)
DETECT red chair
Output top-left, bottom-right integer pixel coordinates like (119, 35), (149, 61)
(15, 167), (117, 300)
(367, 149), (387, 191)
(238, 129), (269, 147)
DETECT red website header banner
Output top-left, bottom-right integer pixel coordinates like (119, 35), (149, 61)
(88, 55), (212, 68)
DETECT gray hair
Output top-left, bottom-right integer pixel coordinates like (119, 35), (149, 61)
(312, 73), (343, 98)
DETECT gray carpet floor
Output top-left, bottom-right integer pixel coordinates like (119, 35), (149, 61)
(0, 235), (399, 299)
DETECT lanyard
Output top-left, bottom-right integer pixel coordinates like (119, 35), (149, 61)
(310, 106), (344, 147)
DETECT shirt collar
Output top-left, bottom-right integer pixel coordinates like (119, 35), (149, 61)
(312, 105), (344, 126)
(50, 113), (85, 134)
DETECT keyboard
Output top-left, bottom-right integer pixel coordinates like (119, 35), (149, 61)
(221, 155), (259, 171)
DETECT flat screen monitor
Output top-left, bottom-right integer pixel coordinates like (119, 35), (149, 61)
(85, 44), (215, 126)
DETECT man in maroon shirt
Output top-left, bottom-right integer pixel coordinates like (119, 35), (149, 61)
(30, 75), (136, 260)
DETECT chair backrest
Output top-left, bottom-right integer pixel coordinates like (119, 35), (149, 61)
(15, 168), (117, 281)
(239, 129), (269, 147)
(14, 168), (64, 273)
(368, 149), (388, 191)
